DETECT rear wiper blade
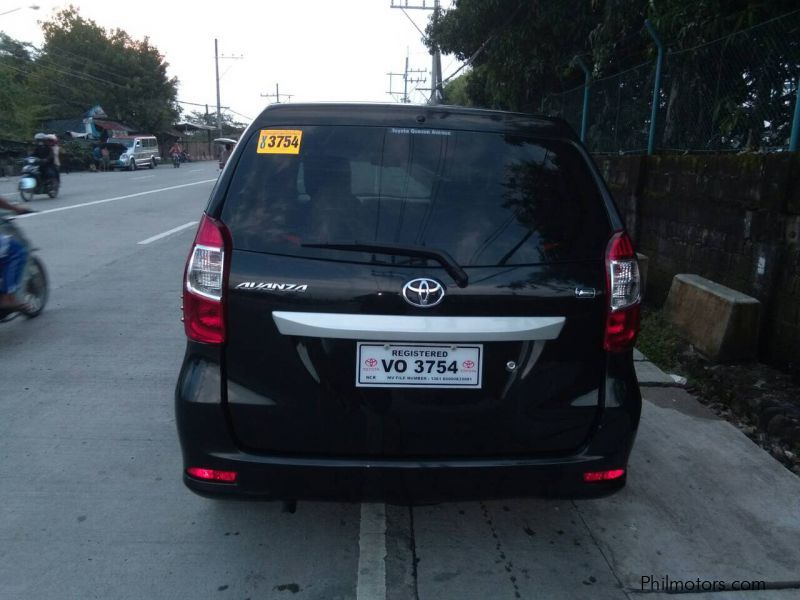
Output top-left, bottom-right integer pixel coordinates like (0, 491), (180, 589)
(301, 241), (469, 288)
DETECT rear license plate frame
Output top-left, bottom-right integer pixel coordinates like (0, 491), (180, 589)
(356, 342), (483, 389)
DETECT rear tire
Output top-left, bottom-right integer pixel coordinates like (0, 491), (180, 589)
(20, 256), (48, 318)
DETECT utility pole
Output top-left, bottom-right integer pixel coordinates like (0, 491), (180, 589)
(390, 0), (443, 104)
(214, 39), (221, 138)
(387, 54), (426, 103)
(205, 104), (211, 155)
(260, 83), (294, 104)
(214, 39), (244, 139)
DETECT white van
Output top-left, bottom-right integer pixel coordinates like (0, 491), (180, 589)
(108, 136), (161, 171)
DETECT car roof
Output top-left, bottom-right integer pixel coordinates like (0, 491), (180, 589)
(252, 102), (577, 139)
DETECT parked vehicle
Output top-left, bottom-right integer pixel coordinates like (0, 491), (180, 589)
(0, 213), (48, 322)
(18, 157), (58, 201)
(175, 103), (642, 502)
(108, 136), (160, 171)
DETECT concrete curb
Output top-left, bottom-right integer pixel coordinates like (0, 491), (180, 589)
(634, 348), (685, 388)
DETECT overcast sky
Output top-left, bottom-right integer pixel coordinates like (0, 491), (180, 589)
(1, 0), (460, 122)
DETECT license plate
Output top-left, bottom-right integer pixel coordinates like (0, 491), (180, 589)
(356, 342), (482, 388)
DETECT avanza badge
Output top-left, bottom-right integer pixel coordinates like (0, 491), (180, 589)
(256, 129), (302, 155)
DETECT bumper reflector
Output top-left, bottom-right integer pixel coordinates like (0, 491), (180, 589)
(583, 469), (625, 482)
(186, 467), (238, 483)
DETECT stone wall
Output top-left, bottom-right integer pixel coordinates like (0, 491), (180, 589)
(597, 153), (800, 371)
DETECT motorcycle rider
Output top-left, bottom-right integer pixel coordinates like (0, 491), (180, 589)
(47, 134), (61, 181)
(169, 139), (183, 167)
(32, 133), (57, 184)
(0, 195), (33, 310)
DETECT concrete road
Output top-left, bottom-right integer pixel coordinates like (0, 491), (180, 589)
(1, 162), (798, 600)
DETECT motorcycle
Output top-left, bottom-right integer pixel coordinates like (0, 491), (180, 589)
(172, 153), (181, 168)
(18, 157), (59, 202)
(0, 213), (48, 322)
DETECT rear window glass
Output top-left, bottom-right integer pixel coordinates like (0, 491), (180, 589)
(221, 125), (611, 266)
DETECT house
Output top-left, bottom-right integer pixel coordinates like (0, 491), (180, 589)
(43, 105), (133, 140)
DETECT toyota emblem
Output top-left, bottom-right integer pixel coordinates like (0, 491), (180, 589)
(402, 278), (445, 308)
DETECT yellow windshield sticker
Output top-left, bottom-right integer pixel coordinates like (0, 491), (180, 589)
(257, 129), (302, 155)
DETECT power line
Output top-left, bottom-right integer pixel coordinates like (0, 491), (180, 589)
(27, 53), (126, 88)
(177, 99), (228, 109)
(0, 63), (125, 115)
(226, 109), (253, 122)
(30, 45), (131, 85)
(390, 0), (444, 104)
(439, 1), (525, 89)
(0, 62), (92, 95)
(399, 8), (426, 37)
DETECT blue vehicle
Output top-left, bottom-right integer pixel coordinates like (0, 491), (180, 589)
(0, 213), (47, 321)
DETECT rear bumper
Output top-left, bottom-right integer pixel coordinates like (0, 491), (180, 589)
(181, 447), (631, 502)
(176, 366), (639, 502)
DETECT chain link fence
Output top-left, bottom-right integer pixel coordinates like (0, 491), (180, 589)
(543, 9), (800, 154)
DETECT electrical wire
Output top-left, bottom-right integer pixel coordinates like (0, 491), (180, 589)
(30, 45), (131, 85)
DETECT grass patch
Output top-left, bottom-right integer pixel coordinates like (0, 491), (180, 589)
(636, 307), (685, 372)
(637, 307), (738, 405)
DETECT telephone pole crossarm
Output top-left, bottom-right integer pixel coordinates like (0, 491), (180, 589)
(260, 82), (294, 104)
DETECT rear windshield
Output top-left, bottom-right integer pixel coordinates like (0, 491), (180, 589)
(221, 125), (611, 266)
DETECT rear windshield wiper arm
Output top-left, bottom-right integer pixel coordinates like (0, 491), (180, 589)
(301, 241), (469, 288)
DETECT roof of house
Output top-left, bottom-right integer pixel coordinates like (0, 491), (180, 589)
(93, 119), (132, 131)
(43, 118), (85, 134)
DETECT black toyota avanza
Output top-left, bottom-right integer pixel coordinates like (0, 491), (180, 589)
(175, 103), (642, 501)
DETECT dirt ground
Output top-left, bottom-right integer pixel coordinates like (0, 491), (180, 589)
(637, 309), (800, 477)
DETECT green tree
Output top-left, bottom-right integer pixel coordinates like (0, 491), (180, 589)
(0, 34), (44, 140)
(441, 70), (473, 106)
(426, 0), (800, 150)
(31, 6), (179, 134)
(427, 0), (601, 111)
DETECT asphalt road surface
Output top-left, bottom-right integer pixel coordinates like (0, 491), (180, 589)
(1, 163), (799, 600)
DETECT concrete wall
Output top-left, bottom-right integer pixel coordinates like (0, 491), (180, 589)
(597, 153), (800, 371)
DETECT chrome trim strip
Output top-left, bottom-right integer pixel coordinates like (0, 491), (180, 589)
(272, 312), (565, 341)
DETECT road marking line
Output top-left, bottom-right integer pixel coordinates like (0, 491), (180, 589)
(138, 221), (198, 245)
(14, 179), (217, 219)
(357, 503), (387, 600)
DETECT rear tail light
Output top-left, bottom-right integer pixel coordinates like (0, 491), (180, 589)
(186, 467), (238, 483)
(604, 232), (641, 352)
(183, 215), (229, 344)
(583, 468), (625, 482)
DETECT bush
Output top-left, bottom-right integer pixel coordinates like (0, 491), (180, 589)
(60, 139), (94, 172)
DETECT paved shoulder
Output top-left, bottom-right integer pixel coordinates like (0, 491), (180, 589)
(577, 387), (800, 596)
